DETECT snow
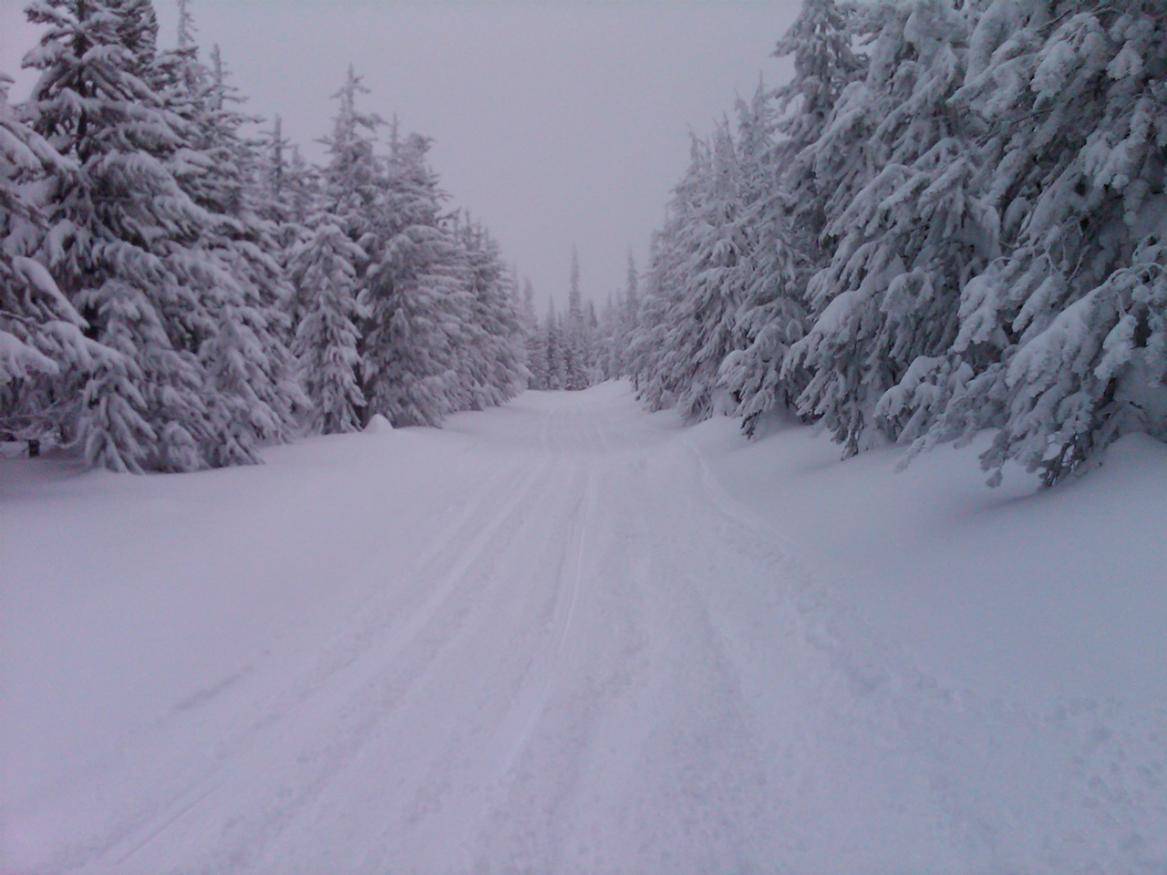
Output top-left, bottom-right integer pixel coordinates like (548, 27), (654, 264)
(3, 383), (1165, 874)
(363, 413), (394, 434)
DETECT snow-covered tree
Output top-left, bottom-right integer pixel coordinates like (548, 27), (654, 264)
(916, 0), (1167, 484)
(544, 299), (566, 391)
(596, 293), (620, 380)
(321, 66), (383, 249)
(629, 221), (688, 411)
(718, 81), (808, 435)
(562, 247), (589, 390)
(521, 278), (548, 389)
(774, 0), (866, 271)
(455, 217), (526, 408)
(0, 71), (91, 451)
(193, 45), (304, 465)
(787, 0), (998, 455)
(24, 0), (217, 471)
(284, 144), (322, 331)
(981, 235), (1166, 485)
(663, 121), (749, 422)
(291, 220), (367, 434)
(259, 114), (292, 222)
(257, 114), (312, 339)
(609, 252), (640, 379)
(361, 131), (471, 426)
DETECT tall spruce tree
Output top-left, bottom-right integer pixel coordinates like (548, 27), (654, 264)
(455, 217), (526, 408)
(25, 0), (217, 471)
(0, 70), (92, 451)
(612, 252), (640, 379)
(775, 0), (866, 273)
(563, 247), (589, 390)
(666, 121), (749, 422)
(194, 45), (304, 465)
(362, 131), (471, 426)
(291, 220), (367, 434)
(787, 0), (998, 456)
(918, 0), (1167, 484)
(718, 81), (808, 435)
(521, 278), (548, 389)
(545, 299), (566, 391)
(630, 137), (711, 412)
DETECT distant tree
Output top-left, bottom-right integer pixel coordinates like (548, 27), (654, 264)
(545, 300), (566, 391)
(521, 279), (548, 389)
(455, 217), (526, 408)
(612, 252), (640, 379)
(563, 247), (589, 390)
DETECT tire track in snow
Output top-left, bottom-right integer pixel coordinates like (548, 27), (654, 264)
(11, 447), (527, 860)
(186, 405), (575, 873)
(64, 426), (560, 873)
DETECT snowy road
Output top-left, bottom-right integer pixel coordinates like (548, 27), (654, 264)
(3, 385), (1165, 873)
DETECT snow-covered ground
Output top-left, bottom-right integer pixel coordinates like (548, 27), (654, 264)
(3, 382), (1164, 874)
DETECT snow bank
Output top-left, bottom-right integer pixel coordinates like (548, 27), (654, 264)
(687, 411), (1167, 702)
(363, 413), (394, 434)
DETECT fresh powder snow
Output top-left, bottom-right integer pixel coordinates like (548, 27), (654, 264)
(3, 384), (1164, 873)
(3, 0), (1165, 872)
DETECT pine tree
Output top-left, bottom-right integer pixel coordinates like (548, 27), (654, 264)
(919, 0), (1167, 484)
(260, 114), (292, 223)
(320, 66), (382, 250)
(455, 217), (526, 408)
(563, 247), (589, 390)
(291, 220), (367, 434)
(308, 65), (382, 429)
(628, 0), (1166, 485)
(25, 0), (217, 471)
(0, 70), (91, 452)
(629, 221), (687, 411)
(774, 0), (866, 271)
(545, 299), (566, 390)
(613, 252), (640, 379)
(630, 136), (713, 412)
(597, 293), (620, 380)
(194, 45), (304, 465)
(258, 114), (310, 341)
(362, 130), (471, 426)
(718, 81), (808, 435)
(284, 144), (322, 332)
(521, 278), (548, 389)
(787, 0), (998, 456)
(667, 121), (749, 422)
(584, 299), (602, 384)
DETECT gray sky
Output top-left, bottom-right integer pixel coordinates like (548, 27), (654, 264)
(0, 0), (800, 307)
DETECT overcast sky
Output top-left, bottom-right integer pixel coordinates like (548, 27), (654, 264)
(0, 0), (800, 307)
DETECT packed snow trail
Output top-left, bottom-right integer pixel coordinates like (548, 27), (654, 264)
(3, 384), (1164, 874)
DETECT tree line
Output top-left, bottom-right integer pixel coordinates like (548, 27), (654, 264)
(4, 0), (1163, 486)
(610, 0), (1165, 486)
(1, 0), (527, 473)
